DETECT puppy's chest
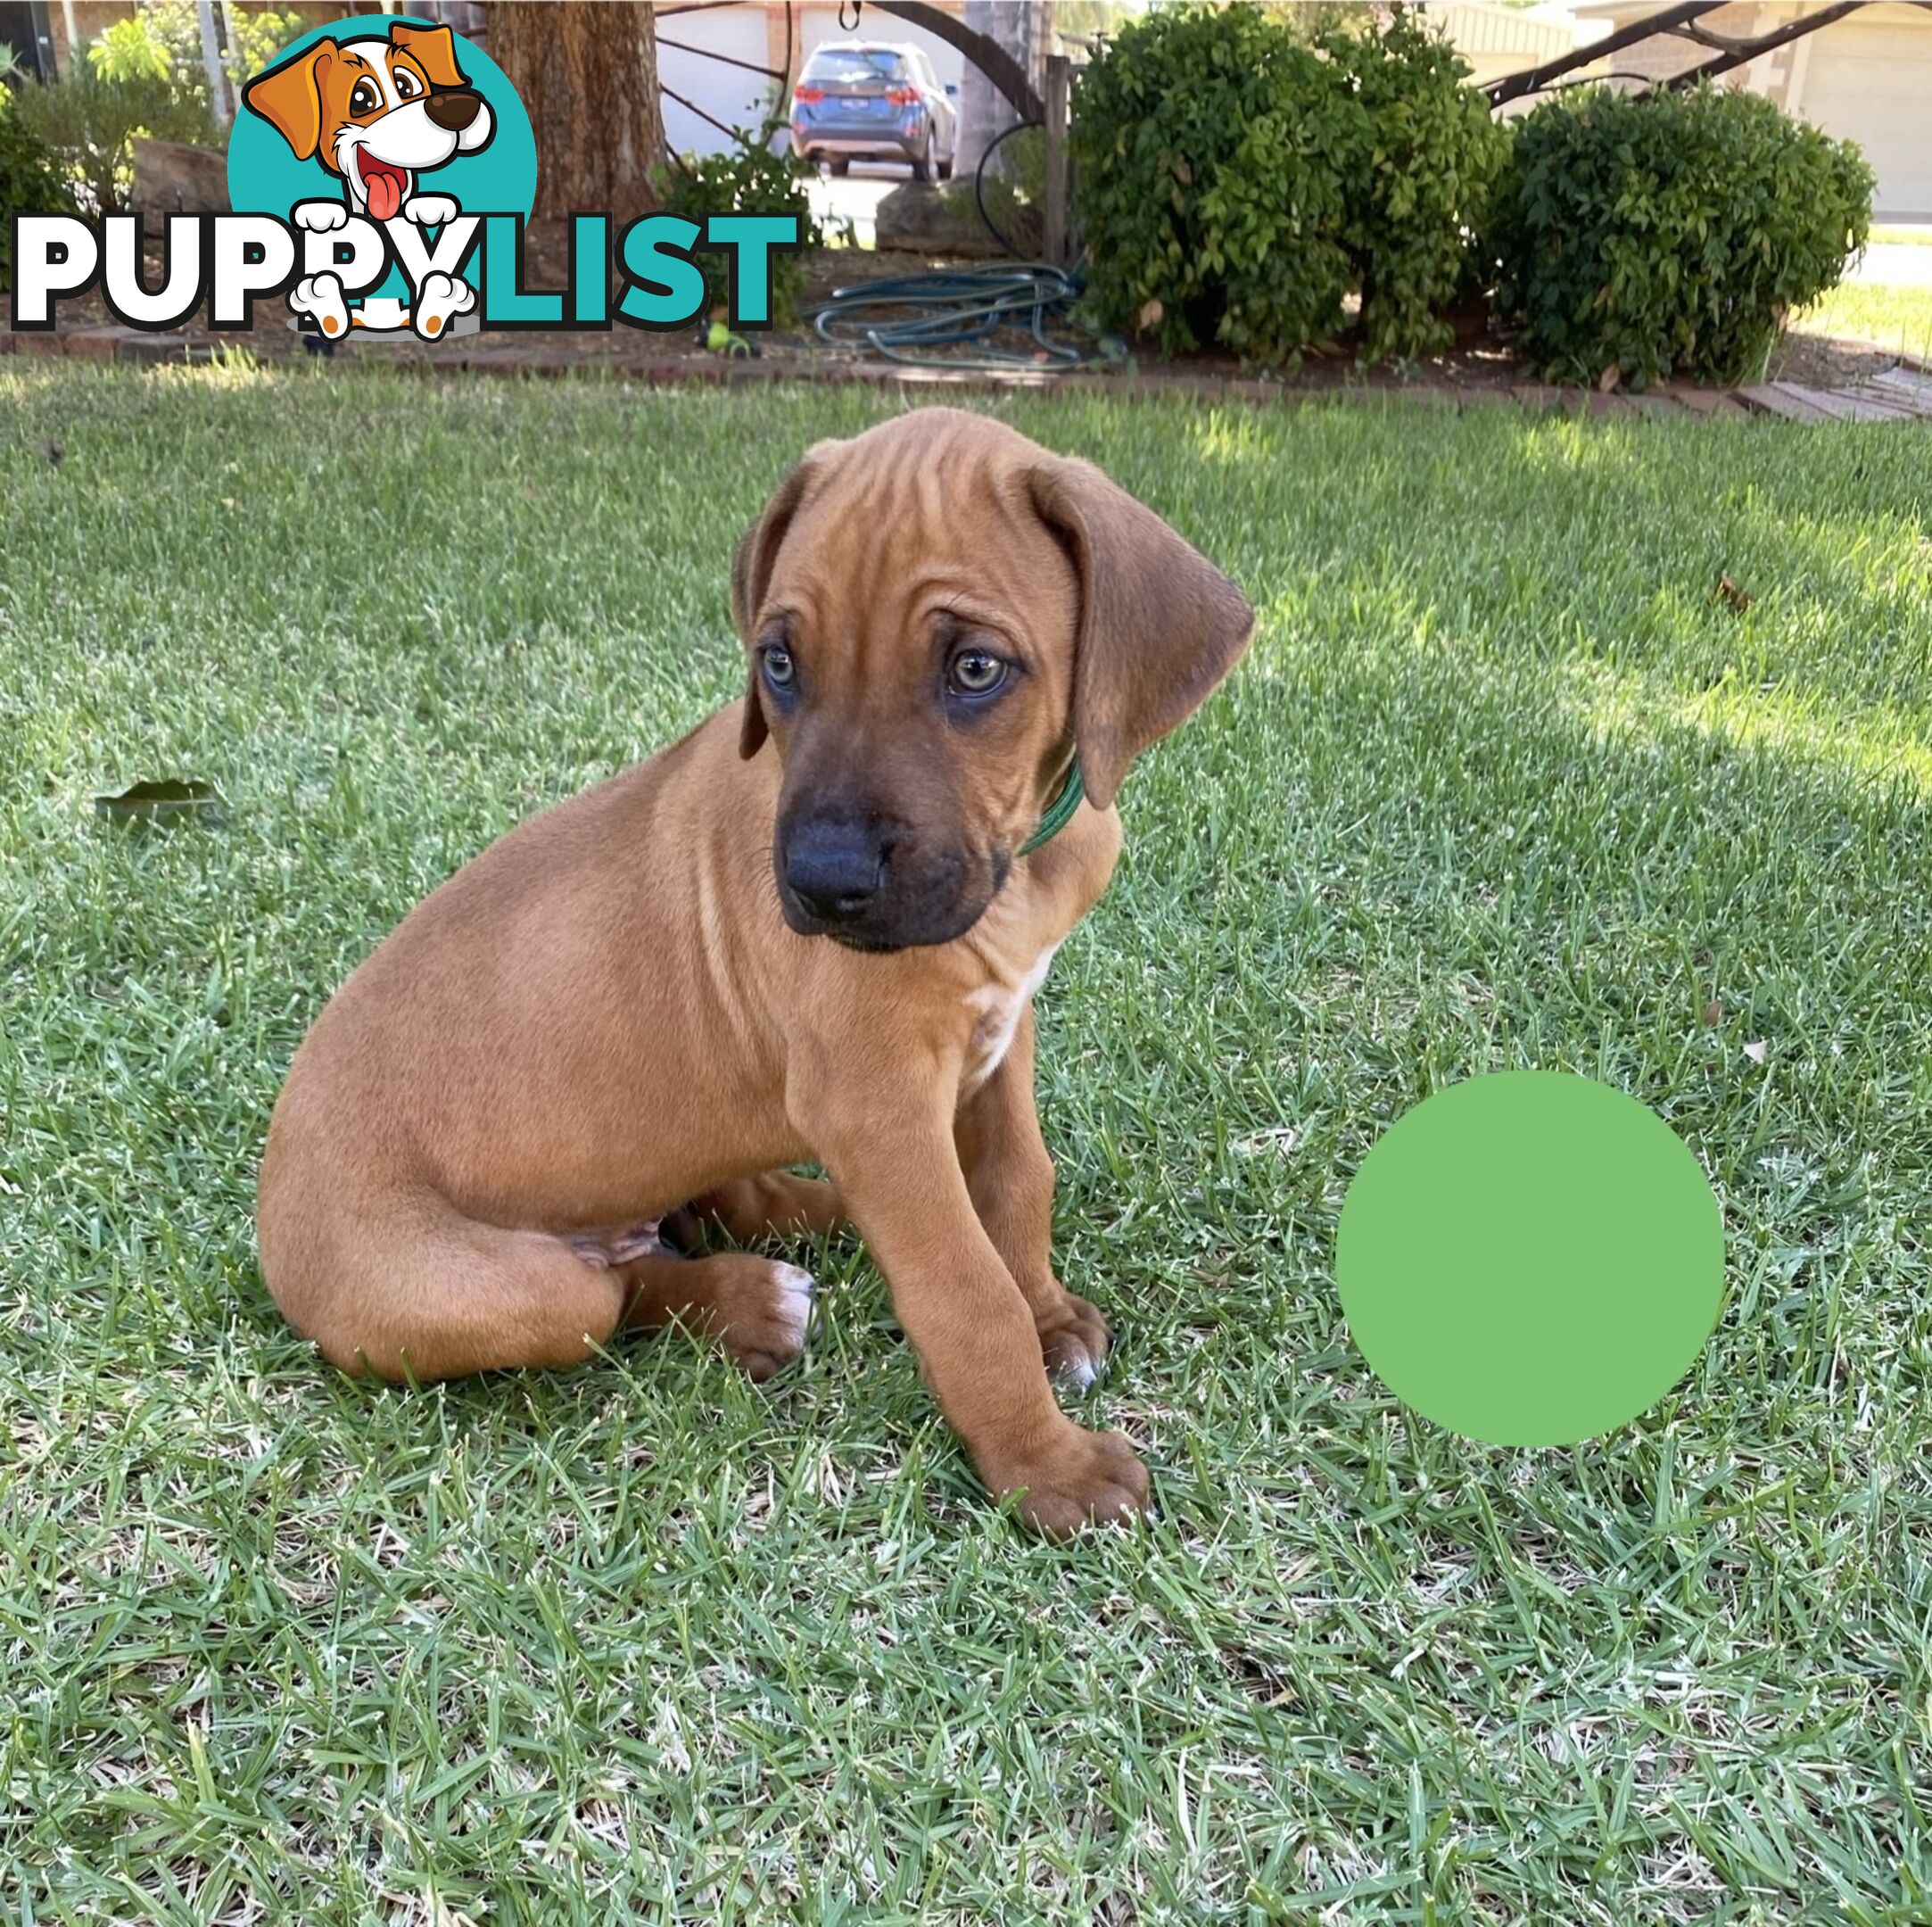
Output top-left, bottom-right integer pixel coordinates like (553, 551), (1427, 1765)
(961, 941), (1061, 1095)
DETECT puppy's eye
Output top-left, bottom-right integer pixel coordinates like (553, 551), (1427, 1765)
(394, 68), (422, 100)
(948, 649), (1008, 697)
(350, 79), (380, 115)
(762, 646), (796, 691)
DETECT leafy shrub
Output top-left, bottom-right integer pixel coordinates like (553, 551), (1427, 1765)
(11, 67), (214, 213)
(1071, 4), (1352, 368)
(88, 14), (177, 84)
(1069, 2), (1503, 368)
(14, 1), (303, 214)
(1, 97), (73, 284)
(1323, 11), (1509, 363)
(653, 138), (823, 329)
(91, 1), (306, 95)
(1490, 82), (1874, 388)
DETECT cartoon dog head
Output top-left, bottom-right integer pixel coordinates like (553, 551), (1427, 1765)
(243, 24), (494, 222)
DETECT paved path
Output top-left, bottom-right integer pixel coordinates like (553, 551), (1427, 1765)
(1848, 237), (1932, 287)
(1738, 364), (1932, 420)
(5, 318), (1924, 423)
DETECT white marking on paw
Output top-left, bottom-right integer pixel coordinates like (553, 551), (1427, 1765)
(402, 193), (458, 226)
(1059, 1351), (1099, 1391)
(772, 1263), (815, 1344)
(412, 270), (475, 340)
(294, 200), (348, 234)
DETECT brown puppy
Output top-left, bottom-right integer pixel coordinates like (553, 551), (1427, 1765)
(257, 407), (1253, 1536)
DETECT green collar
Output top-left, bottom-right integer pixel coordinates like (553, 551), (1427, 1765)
(1019, 758), (1086, 856)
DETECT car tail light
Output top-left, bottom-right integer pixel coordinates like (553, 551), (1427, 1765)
(795, 84), (824, 103)
(885, 87), (917, 105)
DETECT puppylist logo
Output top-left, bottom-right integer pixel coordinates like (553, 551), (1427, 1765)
(10, 14), (798, 341)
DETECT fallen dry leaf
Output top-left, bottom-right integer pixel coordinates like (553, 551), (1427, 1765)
(94, 778), (226, 828)
(1234, 1126), (1302, 1158)
(1712, 574), (1755, 615)
(1701, 999), (1724, 1029)
(1137, 297), (1164, 332)
(1743, 1039), (1769, 1064)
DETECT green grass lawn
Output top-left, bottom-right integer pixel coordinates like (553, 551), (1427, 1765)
(4, 364), (1929, 1925)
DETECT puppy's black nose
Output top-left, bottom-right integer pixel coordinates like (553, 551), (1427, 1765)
(425, 88), (483, 132)
(784, 821), (893, 922)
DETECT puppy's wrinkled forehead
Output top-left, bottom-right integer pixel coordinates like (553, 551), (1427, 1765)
(764, 413), (1078, 642)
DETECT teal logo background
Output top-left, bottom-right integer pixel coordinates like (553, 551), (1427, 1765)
(227, 14), (537, 305)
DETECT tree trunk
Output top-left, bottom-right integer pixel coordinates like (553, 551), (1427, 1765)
(956, 0), (1045, 180)
(195, 0), (230, 127)
(489, 1), (665, 227)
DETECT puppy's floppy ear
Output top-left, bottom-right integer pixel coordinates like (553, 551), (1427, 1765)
(243, 42), (334, 164)
(1028, 458), (1254, 812)
(731, 441), (836, 759)
(391, 22), (467, 89)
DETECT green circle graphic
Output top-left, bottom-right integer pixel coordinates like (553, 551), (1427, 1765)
(1335, 1071), (1724, 1447)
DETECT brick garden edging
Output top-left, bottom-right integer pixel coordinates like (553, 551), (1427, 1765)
(0, 320), (1823, 420)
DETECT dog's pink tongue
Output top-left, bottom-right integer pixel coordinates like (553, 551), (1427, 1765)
(367, 169), (402, 221)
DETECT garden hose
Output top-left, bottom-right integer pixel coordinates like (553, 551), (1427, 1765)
(813, 263), (1121, 372)
(810, 121), (1126, 374)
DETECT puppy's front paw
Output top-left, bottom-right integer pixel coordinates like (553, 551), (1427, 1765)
(993, 1425), (1150, 1540)
(1036, 1289), (1110, 1389)
(401, 194), (458, 226)
(293, 200), (348, 233)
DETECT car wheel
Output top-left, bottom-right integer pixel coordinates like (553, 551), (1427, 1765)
(830, 158), (850, 178)
(912, 137), (935, 185)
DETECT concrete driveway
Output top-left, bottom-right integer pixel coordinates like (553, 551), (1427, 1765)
(1849, 239), (1932, 286)
(804, 162), (917, 249)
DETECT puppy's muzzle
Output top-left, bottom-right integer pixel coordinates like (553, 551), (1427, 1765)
(776, 812), (997, 953)
(782, 818), (896, 926)
(425, 88), (483, 133)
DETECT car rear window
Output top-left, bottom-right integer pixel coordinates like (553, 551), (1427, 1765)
(804, 47), (908, 83)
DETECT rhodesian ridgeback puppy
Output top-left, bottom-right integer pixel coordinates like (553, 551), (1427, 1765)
(257, 406), (1253, 1536)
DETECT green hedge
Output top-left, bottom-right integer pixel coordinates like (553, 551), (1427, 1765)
(1070, 3), (1506, 369)
(0, 93), (73, 284)
(9, 69), (217, 216)
(1326, 14), (1509, 365)
(1490, 82), (1874, 388)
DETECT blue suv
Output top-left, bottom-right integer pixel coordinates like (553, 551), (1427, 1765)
(790, 42), (958, 183)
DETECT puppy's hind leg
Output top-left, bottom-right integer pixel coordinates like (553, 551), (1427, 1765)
(665, 1171), (847, 1251)
(586, 1245), (816, 1384)
(280, 1216), (632, 1384)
